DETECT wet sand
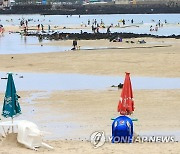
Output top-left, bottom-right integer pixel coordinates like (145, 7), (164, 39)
(0, 29), (180, 153)
(0, 89), (180, 153)
(4, 25), (94, 33)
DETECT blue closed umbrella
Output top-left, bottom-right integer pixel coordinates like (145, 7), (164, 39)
(2, 73), (21, 120)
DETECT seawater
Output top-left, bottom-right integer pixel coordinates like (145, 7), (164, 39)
(0, 14), (179, 36)
(0, 33), (70, 54)
(0, 72), (180, 92)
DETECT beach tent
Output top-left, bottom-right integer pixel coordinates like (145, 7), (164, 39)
(1, 73), (21, 132)
(117, 72), (134, 115)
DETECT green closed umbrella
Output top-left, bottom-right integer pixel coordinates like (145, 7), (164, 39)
(2, 73), (21, 131)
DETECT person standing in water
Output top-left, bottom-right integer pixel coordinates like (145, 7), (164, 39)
(122, 19), (125, 25)
(131, 19), (134, 24)
(107, 26), (111, 34)
(41, 24), (44, 31)
(88, 19), (90, 25)
(158, 20), (161, 27)
(37, 24), (40, 31)
(72, 39), (78, 50)
(48, 25), (51, 32)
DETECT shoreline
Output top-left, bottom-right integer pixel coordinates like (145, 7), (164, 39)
(3, 25), (180, 39)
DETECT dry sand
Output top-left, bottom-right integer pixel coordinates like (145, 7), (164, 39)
(0, 133), (179, 154)
(0, 32), (180, 153)
(0, 134), (179, 154)
(0, 38), (179, 77)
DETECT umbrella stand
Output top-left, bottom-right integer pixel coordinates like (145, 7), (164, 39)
(111, 118), (138, 121)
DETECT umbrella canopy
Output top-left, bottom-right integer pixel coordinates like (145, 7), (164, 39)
(2, 73), (21, 118)
(117, 72), (134, 115)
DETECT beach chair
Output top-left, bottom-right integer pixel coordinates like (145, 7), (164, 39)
(112, 116), (133, 143)
(0, 120), (53, 150)
(17, 120), (53, 150)
(0, 120), (20, 136)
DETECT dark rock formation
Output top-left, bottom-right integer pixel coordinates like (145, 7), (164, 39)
(26, 32), (180, 40)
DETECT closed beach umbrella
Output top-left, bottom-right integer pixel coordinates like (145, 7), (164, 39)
(2, 73), (21, 119)
(117, 72), (134, 115)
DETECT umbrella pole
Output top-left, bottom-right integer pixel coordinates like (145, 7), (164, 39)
(12, 117), (14, 133)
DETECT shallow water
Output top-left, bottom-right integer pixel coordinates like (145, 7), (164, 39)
(0, 14), (180, 36)
(0, 33), (71, 54)
(0, 33), (116, 54)
(1, 14), (180, 55)
(0, 72), (180, 92)
(23, 91), (51, 104)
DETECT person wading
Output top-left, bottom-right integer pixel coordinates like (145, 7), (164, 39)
(72, 39), (78, 50)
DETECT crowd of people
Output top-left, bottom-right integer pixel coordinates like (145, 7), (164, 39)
(149, 19), (167, 32)
(0, 15), (171, 39)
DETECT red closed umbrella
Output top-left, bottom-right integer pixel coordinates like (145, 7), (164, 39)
(117, 72), (134, 115)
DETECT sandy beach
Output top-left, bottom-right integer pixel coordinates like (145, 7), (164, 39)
(0, 89), (180, 153)
(0, 133), (180, 154)
(4, 24), (101, 34)
(0, 26), (180, 153)
(0, 38), (179, 77)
